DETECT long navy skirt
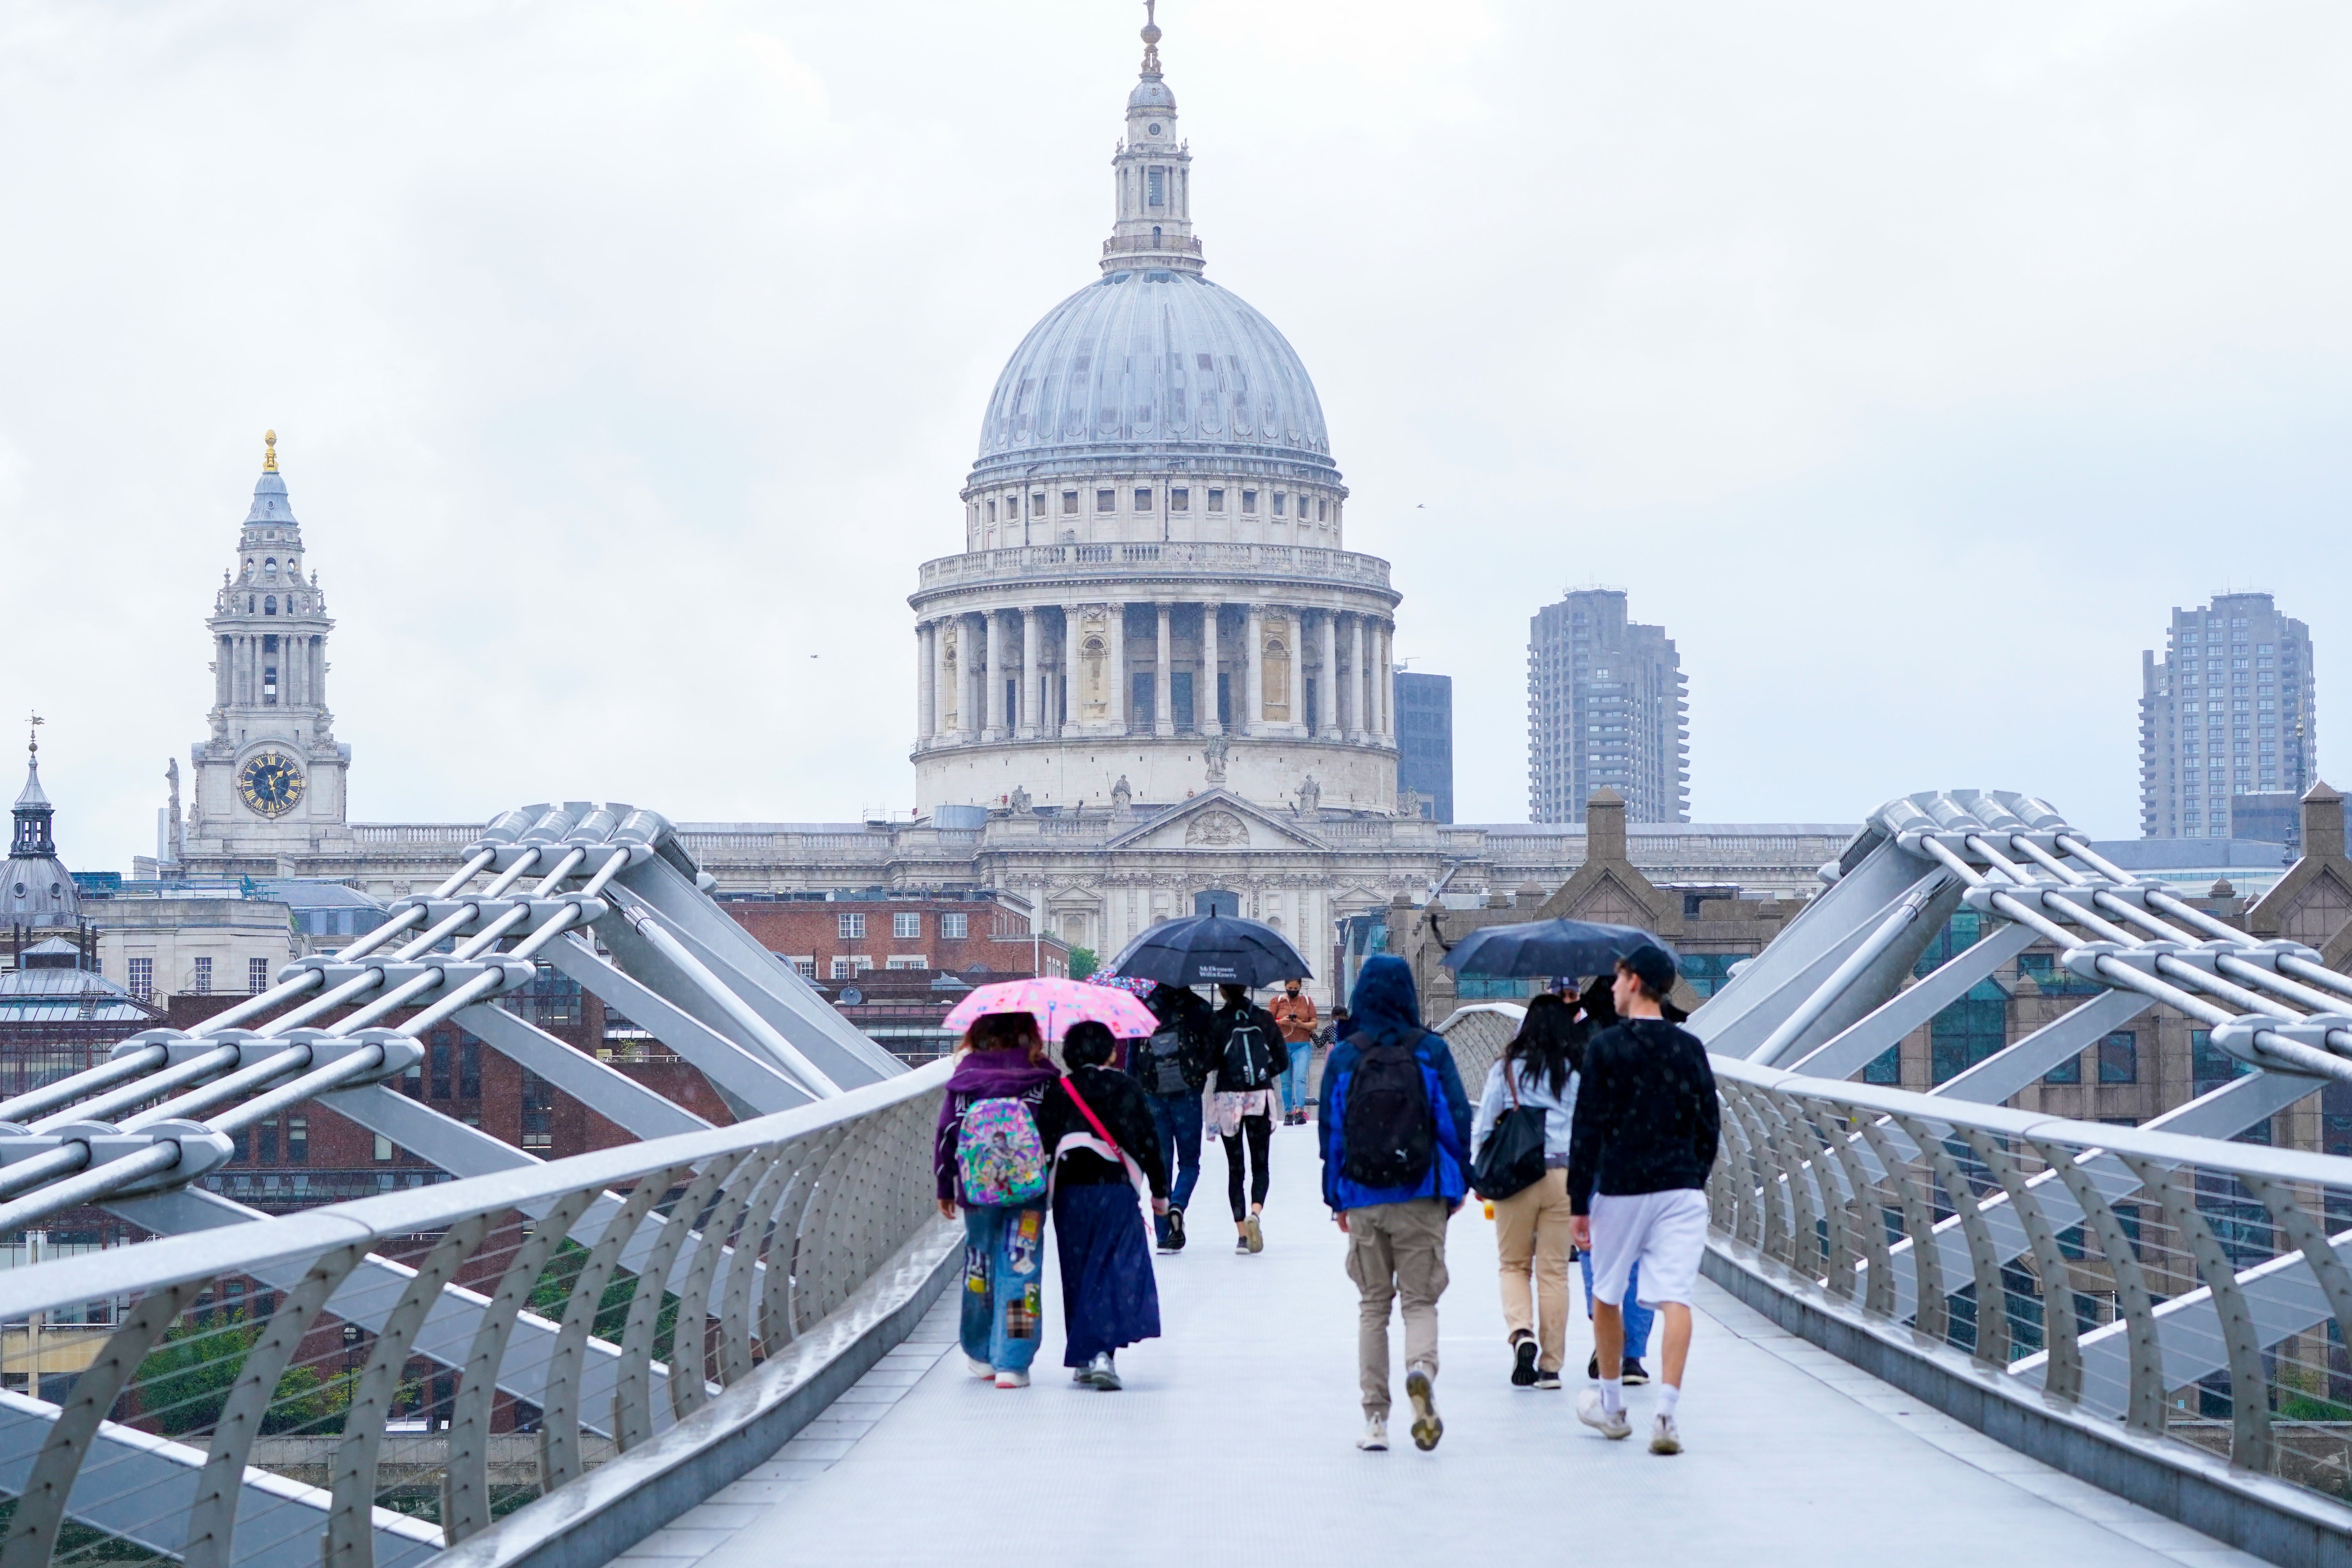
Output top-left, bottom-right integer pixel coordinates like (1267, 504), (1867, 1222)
(1053, 1182), (1162, 1367)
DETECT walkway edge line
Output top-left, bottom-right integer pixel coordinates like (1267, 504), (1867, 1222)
(1701, 1242), (2352, 1568)
(439, 1218), (962, 1568)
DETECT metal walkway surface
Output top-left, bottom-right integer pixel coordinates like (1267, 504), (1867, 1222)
(615, 1125), (2261, 1568)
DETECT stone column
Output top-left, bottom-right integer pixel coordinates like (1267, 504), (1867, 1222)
(1285, 610), (1304, 734)
(984, 611), (1007, 740)
(1379, 621), (1395, 742)
(1347, 614), (1366, 740)
(312, 636), (325, 713)
(916, 622), (935, 745)
(964, 613), (986, 741)
(1318, 612), (1339, 736)
(1109, 604), (1129, 733)
(1201, 601), (1222, 735)
(1020, 608), (1042, 740)
(1245, 604), (1265, 735)
(1154, 603), (1174, 737)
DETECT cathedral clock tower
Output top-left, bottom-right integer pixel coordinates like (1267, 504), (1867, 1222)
(180, 432), (354, 874)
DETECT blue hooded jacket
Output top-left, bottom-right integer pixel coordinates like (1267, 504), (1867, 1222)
(1318, 955), (1473, 1212)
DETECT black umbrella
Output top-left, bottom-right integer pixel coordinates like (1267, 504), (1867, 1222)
(1106, 913), (1314, 989)
(1440, 918), (1675, 979)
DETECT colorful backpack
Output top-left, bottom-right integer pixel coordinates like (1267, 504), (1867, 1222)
(956, 1096), (1048, 1206)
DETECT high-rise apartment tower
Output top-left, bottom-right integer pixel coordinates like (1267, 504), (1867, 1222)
(1527, 588), (1689, 824)
(2140, 592), (2317, 838)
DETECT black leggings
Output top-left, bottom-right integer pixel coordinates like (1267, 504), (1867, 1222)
(1223, 1114), (1272, 1220)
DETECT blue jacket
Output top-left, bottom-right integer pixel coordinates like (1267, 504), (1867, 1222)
(1318, 956), (1473, 1212)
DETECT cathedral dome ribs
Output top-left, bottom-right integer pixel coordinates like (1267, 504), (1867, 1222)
(911, 9), (1404, 817)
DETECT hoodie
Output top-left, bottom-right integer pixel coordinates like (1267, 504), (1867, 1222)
(1316, 955), (1473, 1212)
(934, 1049), (1060, 1204)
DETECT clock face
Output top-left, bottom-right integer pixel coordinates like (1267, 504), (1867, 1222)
(237, 752), (306, 818)
(1147, 122), (1162, 135)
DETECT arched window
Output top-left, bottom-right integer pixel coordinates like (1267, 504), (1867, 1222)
(263, 595), (277, 615)
(247, 596), (256, 613)
(264, 558), (278, 579)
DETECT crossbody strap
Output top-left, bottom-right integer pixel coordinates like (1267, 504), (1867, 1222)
(1059, 1074), (1121, 1158)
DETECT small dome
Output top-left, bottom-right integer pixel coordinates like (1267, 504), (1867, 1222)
(247, 470), (297, 525)
(1128, 76), (1175, 112)
(973, 269), (1334, 480)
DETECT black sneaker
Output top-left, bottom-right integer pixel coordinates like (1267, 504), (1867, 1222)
(1587, 1353), (1599, 1381)
(1166, 1206), (1187, 1252)
(1510, 1337), (1539, 1388)
(1622, 1357), (1650, 1387)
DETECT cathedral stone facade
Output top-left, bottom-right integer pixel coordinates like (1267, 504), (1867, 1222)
(165, 22), (1849, 1003)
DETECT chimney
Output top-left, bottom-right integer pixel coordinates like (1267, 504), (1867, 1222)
(2303, 780), (2346, 861)
(1586, 787), (1628, 865)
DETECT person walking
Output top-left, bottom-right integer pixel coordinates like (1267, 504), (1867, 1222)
(1129, 983), (1215, 1253)
(934, 1011), (1060, 1389)
(1036, 1021), (1169, 1390)
(1469, 993), (1580, 1390)
(1269, 978), (1319, 1125)
(1563, 976), (1653, 1385)
(1568, 946), (1720, 1455)
(1207, 983), (1289, 1253)
(1318, 955), (1472, 1453)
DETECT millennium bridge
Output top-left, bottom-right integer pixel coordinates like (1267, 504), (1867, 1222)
(0, 793), (2347, 1566)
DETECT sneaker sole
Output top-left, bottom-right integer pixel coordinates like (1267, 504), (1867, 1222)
(1576, 1407), (1633, 1440)
(1510, 1340), (1539, 1387)
(1650, 1433), (1682, 1455)
(1405, 1370), (1443, 1452)
(1245, 1218), (1264, 1253)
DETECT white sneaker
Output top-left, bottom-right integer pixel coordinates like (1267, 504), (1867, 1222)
(1405, 1366), (1443, 1451)
(1650, 1413), (1682, 1455)
(1576, 1387), (1632, 1440)
(1356, 1416), (1389, 1451)
(967, 1356), (994, 1379)
(993, 1369), (1030, 1389)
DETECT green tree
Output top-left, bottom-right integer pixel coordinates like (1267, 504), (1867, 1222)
(134, 1316), (352, 1436)
(1067, 946), (1098, 981)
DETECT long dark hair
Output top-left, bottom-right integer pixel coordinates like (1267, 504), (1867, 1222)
(1503, 993), (1579, 1097)
(964, 1011), (1047, 1065)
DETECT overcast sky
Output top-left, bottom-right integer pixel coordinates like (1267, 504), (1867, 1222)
(5, 0), (2349, 874)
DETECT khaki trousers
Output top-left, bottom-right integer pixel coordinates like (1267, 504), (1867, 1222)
(1343, 1198), (1452, 1419)
(1492, 1167), (1575, 1373)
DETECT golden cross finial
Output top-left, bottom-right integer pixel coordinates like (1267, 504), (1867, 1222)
(263, 429), (278, 473)
(27, 711), (41, 757)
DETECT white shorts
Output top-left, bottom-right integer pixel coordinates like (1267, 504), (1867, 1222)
(1588, 1188), (1709, 1310)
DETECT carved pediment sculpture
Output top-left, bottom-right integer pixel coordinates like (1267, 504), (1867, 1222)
(1185, 809), (1249, 847)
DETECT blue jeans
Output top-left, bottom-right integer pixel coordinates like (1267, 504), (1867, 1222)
(960, 1203), (1046, 1373)
(1580, 1252), (1654, 1360)
(1143, 1090), (1203, 1243)
(1279, 1043), (1313, 1116)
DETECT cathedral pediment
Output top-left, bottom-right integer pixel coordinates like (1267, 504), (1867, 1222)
(1100, 790), (1331, 853)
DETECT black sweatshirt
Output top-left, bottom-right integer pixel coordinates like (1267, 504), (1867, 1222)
(1035, 1065), (1170, 1199)
(1566, 1017), (1721, 1216)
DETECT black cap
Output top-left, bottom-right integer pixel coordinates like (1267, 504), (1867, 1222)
(1621, 945), (1678, 997)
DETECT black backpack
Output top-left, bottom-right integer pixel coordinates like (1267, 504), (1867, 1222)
(1220, 1015), (1275, 1091)
(1140, 1026), (1191, 1097)
(1341, 1038), (1436, 1190)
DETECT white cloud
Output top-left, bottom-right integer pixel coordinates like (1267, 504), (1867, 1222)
(2, 0), (2347, 872)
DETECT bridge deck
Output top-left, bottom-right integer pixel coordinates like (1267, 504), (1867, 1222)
(622, 1124), (2261, 1567)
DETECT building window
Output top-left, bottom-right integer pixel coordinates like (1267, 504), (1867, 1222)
(986, 500), (996, 522)
(1207, 488), (1224, 512)
(1147, 165), (1165, 206)
(1318, 499), (1328, 521)
(248, 956), (270, 994)
(838, 911), (866, 940)
(1862, 1046), (1901, 1085)
(1272, 492), (1287, 515)
(263, 595), (277, 614)
(127, 957), (152, 1001)
(1170, 487), (1189, 512)
(1097, 489), (1116, 512)
(520, 1071), (554, 1149)
(2098, 1031), (2138, 1083)
(1062, 490), (1078, 515)
(2044, 1049), (2082, 1084)
(832, 956), (873, 980)
(263, 666), (278, 704)
(1134, 487), (1153, 511)
(893, 912), (921, 939)
(193, 956), (213, 994)
(460, 1038), (480, 1098)
(2191, 1030), (2247, 1097)
(1241, 489), (1258, 514)
(941, 912), (969, 940)
(789, 955), (817, 978)
(886, 955), (930, 969)
(374, 1134), (394, 1163)
(431, 1038), (452, 1099)
(256, 1120), (279, 1164)
(287, 1116), (307, 1164)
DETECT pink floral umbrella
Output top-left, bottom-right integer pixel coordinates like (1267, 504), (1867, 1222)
(941, 977), (1159, 1042)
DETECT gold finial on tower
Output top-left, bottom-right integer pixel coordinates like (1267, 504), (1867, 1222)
(1141, 0), (1161, 75)
(263, 429), (278, 472)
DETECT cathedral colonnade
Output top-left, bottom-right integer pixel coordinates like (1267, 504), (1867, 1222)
(913, 595), (1394, 749)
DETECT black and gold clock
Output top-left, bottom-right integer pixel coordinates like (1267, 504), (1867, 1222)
(237, 752), (305, 817)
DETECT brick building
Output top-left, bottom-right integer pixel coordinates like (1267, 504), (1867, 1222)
(718, 889), (1069, 984)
